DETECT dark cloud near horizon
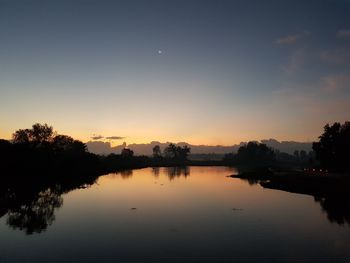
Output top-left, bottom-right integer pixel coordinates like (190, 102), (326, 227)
(106, 136), (125, 140)
(91, 135), (125, 140)
(91, 135), (104, 140)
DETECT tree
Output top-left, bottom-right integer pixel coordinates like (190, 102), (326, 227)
(12, 129), (31, 143)
(313, 121), (350, 172)
(52, 135), (86, 153)
(178, 145), (190, 161)
(30, 123), (54, 143)
(12, 123), (54, 144)
(293, 150), (299, 160)
(163, 143), (191, 161)
(234, 141), (275, 166)
(152, 145), (161, 158)
(164, 143), (177, 159)
(121, 148), (134, 158)
(299, 150), (307, 162)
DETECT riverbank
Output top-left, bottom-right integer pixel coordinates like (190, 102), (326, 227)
(230, 170), (350, 196)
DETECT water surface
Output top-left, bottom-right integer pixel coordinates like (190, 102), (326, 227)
(1, 166), (350, 262)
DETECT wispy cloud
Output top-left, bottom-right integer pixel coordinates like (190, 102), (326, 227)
(320, 49), (350, 65)
(91, 135), (104, 140)
(90, 135), (125, 140)
(106, 136), (125, 140)
(336, 29), (350, 39)
(323, 73), (350, 92)
(276, 34), (301, 45)
(284, 49), (305, 75)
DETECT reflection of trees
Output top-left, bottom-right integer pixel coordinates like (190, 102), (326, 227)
(237, 176), (350, 226)
(0, 174), (99, 235)
(119, 169), (133, 179)
(244, 178), (260, 186)
(165, 166), (190, 180)
(6, 187), (63, 234)
(315, 195), (350, 226)
(152, 167), (160, 177)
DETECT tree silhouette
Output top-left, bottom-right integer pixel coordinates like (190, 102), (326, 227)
(313, 121), (350, 172)
(3, 123), (101, 175)
(163, 143), (190, 161)
(12, 123), (54, 144)
(225, 141), (275, 166)
(152, 145), (162, 158)
(164, 143), (177, 159)
(121, 148), (134, 158)
(53, 135), (86, 153)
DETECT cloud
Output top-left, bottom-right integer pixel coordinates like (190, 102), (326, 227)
(323, 73), (350, 92)
(90, 134), (125, 140)
(320, 49), (350, 65)
(284, 49), (305, 75)
(336, 29), (350, 39)
(105, 136), (125, 140)
(91, 135), (104, 140)
(276, 34), (301, 45)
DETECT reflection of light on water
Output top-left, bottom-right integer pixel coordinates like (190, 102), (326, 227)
(1, 166), (350, 263)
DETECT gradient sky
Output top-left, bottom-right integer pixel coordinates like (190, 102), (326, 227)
(1, 0), (350, 145)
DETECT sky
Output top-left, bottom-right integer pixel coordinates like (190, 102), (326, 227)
(1, 0), (350, 145)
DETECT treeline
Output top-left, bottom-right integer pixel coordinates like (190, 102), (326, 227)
(222, 121), (350, 173)
(0, 124), (101, 176)
(1, 121), (349, 177)
(222, 141), (315, 169)
(312, 121), (350, 173)
(0, 123), (192, 177)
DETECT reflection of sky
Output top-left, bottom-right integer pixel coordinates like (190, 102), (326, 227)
(0, 1), (349, 144)
(1, 167), (350, 262)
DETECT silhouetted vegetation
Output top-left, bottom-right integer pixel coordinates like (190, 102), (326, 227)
(152, 145), (162, 159)
(225, 121), (350, 226)
(223, 141), (317, 171)
(2, 121), (350, 231)
(313, 121), (350, 173)
(223, 141), (276, 167)
(163, 143), (191, 161)
(0, 123), (101, 176)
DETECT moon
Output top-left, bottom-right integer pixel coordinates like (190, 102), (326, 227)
(158, 50), (162, 54)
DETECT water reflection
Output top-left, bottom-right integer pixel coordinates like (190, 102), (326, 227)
(114, 167), (191, 180)
(236, 176), (350, 226)
(7, 187), (63, 234)
(147, 166), (190, 180)
(164, 166), (190, 180)
(152, 167), (160, 177)
(119, 169), (133, 179)
(1, 167), (349, 236)
(0, 174), (99, 235)
(315, 196), (350, 226)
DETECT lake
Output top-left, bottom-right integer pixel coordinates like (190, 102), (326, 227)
(1, 166), (350, 263)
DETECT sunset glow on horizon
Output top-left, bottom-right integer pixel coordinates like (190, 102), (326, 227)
(1, 0), (349, 145)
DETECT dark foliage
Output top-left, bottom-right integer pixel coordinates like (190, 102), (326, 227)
(223, 142), (275, 167)
(0, 123), (100, 176)
(152, 145), (161, 159)
(313, 121), (350, 172)
(163, 143), (190, 161)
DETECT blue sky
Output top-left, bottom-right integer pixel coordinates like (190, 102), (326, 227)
(1, 0), (350, 144)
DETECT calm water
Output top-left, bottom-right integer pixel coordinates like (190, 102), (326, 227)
(1, 166), (350, 263)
